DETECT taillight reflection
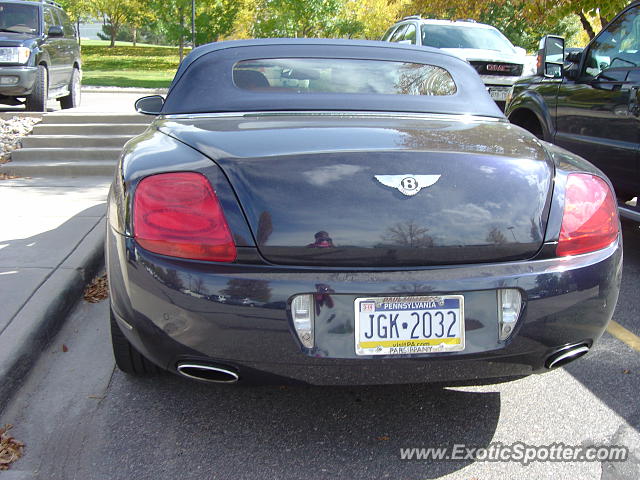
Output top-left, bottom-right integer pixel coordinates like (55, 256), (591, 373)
(556, 173), (619, 257)
(133, 172), (236, 262)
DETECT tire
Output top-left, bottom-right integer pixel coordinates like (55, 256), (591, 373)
(59, 68), (81, 109)
(110, 309), (160, 375)
(25, 65), (47, 112)
(508, 109), (544, 140)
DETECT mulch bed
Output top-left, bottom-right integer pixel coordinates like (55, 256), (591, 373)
(0, 424), (24, 471)
(84, 274), (109, 303)
(0, 115), (41, 165)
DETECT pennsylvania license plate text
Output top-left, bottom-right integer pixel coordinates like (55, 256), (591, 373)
(354, 295), (465, 356)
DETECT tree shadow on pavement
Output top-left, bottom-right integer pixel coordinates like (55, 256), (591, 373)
(563, 219), (640, 435)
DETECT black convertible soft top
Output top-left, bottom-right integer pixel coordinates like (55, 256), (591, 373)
(162, 38), (504, 118)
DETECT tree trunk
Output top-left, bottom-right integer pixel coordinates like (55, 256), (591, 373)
(109, 22), (117, 47)
(179, 13), (185, 62)
(76, 18), (81, 46)
(578, 10), (596, 40)
(600, 13), (609, 30)
(133, 26), (137, 47)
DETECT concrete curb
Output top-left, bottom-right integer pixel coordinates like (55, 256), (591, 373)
(0, 112), (43, 120)
(81, 87), (168, 95)
(0, 218), (106, 412)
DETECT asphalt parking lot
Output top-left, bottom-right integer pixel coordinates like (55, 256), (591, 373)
(1, 220), (639, 480)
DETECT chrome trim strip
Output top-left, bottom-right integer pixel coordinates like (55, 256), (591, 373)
(479, 74), (520, 85)
(161, 110), (504, 122)
(547, 345), (589, 369)
(619, 206), (640, 223)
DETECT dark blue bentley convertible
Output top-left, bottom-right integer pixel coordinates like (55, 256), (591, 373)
(106, 39), (622, 385)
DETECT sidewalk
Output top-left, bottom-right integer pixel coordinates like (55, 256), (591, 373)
(0, 87), (159, 116)
(0, 178), (108, 410)
(0, 93), (150, 411)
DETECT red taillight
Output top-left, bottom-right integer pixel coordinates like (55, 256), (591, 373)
(556, 173), (619, 257)
(133, 172), (236, 262)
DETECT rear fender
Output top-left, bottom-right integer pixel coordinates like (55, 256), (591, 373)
(108, 126), (255, 247)
(540, 141), (619, 245)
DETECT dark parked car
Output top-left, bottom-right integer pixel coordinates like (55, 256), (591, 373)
(107, 39), (621, 386)
(506, 2), (640, 206)
(0, 0), (81, 111)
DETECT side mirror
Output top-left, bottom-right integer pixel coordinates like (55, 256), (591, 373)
(135, 95), (164, 115)
(47, 25), (64, 37)
(537, 35), (564, 79)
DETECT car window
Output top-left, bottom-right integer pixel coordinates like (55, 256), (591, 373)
(0, 2), (39, 34)
(583, 5), (640, 78)
(233, 58), (457, 96)
(381, 26), (397, 42)
(390, 24), (408, 43)
(421, 24), (515, 53)
(51, 7), (62, 26)
(403, 24), (417, 45)
(43, 6), (56, 32)
(54, 9), (68, 33)
(57, 9), (75, 37)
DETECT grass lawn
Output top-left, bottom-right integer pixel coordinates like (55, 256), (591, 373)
(81, 42), (191, 88)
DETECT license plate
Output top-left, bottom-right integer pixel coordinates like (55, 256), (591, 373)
(488, 87), (510, 101)
(354, 295), (465, 356)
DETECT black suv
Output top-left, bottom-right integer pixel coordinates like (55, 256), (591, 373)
(506, 2), (640, 208)
(0, 0), (81, 111)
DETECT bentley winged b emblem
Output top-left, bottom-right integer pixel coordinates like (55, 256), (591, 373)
(374, 175), (441, 196)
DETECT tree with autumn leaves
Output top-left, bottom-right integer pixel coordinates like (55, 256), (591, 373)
(403, 0), (631, 42)
(517, 0), (630, 38)
(59, 0), (148, 47)
(233, 0), (406, 40)
(237, 0), (630, 49)
(61, 0), (632, 50)
(403, 0), (629, 31)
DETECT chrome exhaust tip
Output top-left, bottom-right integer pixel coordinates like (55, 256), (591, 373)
(176, 363), (239, 383)
(545, 344), (590, 369)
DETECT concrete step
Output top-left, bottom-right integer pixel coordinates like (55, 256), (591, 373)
(41, 113), (152, 124)
(11, 147), (122, 162)
(0, 112), (43, 121)
(1, 159), (116, 176)
(31, 123), (149, 135)
(21, 135), (132, 148)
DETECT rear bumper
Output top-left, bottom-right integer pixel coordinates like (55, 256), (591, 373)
(480, 77), (519, 110)
(107, 226), (622, 385)
(480, 75), (520, 87)
(0, 66), (37, 96)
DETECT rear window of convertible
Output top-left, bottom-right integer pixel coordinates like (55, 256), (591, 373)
(233, 58), (457, 96)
